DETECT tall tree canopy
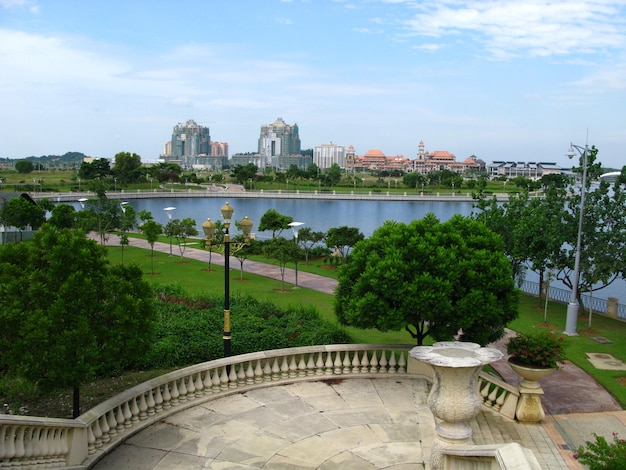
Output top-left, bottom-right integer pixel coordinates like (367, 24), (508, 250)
(113, 151), (142, 183)
(335, 214), (519, 345)
(0, 226), (155, 417)
(258, 208), (293, 238)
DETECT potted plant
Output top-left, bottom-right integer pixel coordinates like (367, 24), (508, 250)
(506, 331), (566, 387)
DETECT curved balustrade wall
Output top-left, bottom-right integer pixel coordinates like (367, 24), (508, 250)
(0, 344), (518, 469)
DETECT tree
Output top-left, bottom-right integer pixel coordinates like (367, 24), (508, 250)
(83, 187), (121, 244)
(141, 219), (162, 275)
(264, 236), (302, 291)
(297, 227), (325, 262)
(231, 163), (258, 184)
(325, 226), (364, 263)
(0, 196), (46, 240)
(15, 160), (34, 174)
(0, 226), (155, 418)
(335, 214), (519, 346)
(233, 236), (260, 280)
(168, 218), (198, 262)
(113, 151), (142, 184)
(324, 163), (342, 187)
(78, 158), (111, 180)
(553, 149), (626, 312)
(47, 204), (78, 229)
(258, 208), (293, 238)
(119, 204), (137, 264)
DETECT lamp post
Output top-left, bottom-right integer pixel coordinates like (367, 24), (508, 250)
(78, 198), (87, 209)
(202, 202), (254, 357)
(114, 177), (117, 193)
(164, 207), (176, 256)
(564, 142), (589, 336)
(288, 221), (304, 288)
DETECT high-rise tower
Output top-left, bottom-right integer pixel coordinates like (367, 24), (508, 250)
(171, 120), (211, 168)
(258, 117), (301, 168)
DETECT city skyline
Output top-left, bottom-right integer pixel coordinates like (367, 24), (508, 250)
(1, 1), (625, 169)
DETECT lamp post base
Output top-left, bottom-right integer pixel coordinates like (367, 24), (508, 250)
(564, 302), (579, 336)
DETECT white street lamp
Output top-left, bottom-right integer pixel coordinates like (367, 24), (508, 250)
(78, 198), (88, 209)
(564, 142), (589, 336)
(164, 207), (176, 256)
(288, 221), (304, 288)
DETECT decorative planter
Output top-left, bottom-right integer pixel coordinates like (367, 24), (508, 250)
(508, 358), (555, 423)
(410, 341), (503, 469)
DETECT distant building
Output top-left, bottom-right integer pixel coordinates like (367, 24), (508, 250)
(486, 161), (562, 179)
(313, 143), (345, 169)
(346, 147), (410, 172)
(165, 119), (212, 169)
(258, 117), (301, 169)
(411, 140), (483, 174)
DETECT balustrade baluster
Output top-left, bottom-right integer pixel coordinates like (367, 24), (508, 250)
(22, 427), (35, 464)
(194, 372), (204, 397)
(35, 428), (48, 464)
(306, 354), (316, 376)
(361, 350), (370, 373)
(130, 397), (141, 422)
(170, 380), (180, 405)
(246, 362), (255, 385)
(116, 405), (126, 431)
(13, 426), (25, 462)
(494, 389), (507, 411)
(277, 357), (288, 380)
(100, 413), (111, 442)
(154, 385), (167, 413)
(334, 351), (343, 375)
(92, 418), (103, 449)
(228, 365), (238, 388)
(186, 375), (196, 399)
(178, 377), (188, 402)
(264, 361), (274, 381)
(123, 402), (133, 428)
(298, 355), (307, 377)
(59, 429), (69, 465)
(53, 428), (64, 464)
(107, 410), (118, 436)
(316, 352), (325, 376)
(398, 351), (406, 373)
(211, 369), (221, 393)
(480, 380), (491, 406)
(389, 351), (397, 372)
(146, 389), (156, 415)
(324, 352), (334, 375)
(220, 367), (229, 391)
(0, 425), (14, 461)
(370, 351), (379, 373)
(237, 363), (247, 386)
(351, 351), (360, 373)
(202, 370), (212, 394)
(289, 356), (298, 378)
(272, 357), (280, 380)
(162, 383), (172, 409)
(86, 425), (96, 456)
(342, 352), (351, 374)
(138, 394), (148, 420)
(379, 350), (389, 373)
(254, 361), (264, 383)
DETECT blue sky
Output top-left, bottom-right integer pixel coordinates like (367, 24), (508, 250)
(1, 0), (625, 169)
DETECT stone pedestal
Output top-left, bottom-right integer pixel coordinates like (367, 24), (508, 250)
(508, 360), (555, 422)
(410, 341), (503, 470)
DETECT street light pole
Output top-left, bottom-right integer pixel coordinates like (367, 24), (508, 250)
(202, 203), (253, 358)
(164, 207), (176, 256)
(288, 221), (304, 288)
(564, 142), (589, 336)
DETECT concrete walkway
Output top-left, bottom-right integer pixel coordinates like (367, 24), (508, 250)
(92, 234), (626, 469)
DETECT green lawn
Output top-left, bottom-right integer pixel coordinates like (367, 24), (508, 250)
(107, 243), (626, 407)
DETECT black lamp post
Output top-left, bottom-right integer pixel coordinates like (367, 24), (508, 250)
(202, 202), (253, 357)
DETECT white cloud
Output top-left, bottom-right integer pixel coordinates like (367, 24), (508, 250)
(398, 1), (626, 58)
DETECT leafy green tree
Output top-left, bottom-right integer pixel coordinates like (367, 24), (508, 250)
(231, 163), (258, 184)
(0, 196), (46, 240)
(336, 214), (518, 345)
(47, 204), (78, 229)
(553, 149), (626, 310)
(233, 236), (261, 280)
(83, 187), (121, 244)
(113, 151), (142, 184)
(140, 219), (163, 275)
(119, 204), (137, 264)
(324, 163), (342, 187)
(78, 158), (111, 180)
(297, 227), (325, 262)
(167, 218), (198, 262)
(0, 226), (155, 417)
(403, 172), (426, 191)
(150, 162), (182, 183)
(325, 226), (364, 263)
(264, 236), (302, 291)
(258, 208), (293, 238)
(15, 160), (34, 174)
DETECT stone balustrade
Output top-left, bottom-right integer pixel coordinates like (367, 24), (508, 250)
(0, 344), (520, 469)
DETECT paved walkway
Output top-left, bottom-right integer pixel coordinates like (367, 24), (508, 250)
(92, 235), (626, 469)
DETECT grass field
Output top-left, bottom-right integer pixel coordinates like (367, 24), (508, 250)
(106, 242), (626, 407)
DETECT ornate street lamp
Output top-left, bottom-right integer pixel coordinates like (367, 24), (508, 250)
(202, 202), (254, 357)
(288, 221), (304, 288)
(564, 142), (589, 336)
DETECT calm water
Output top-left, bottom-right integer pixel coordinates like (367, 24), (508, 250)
(73, 196), (624, 302)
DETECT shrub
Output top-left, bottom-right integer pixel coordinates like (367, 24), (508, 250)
(506, 331), (566, 368)
(575, 432), (626, 469)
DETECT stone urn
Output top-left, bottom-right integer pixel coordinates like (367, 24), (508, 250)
(410, 341), (503, 469)
(508, 359), (555, 389)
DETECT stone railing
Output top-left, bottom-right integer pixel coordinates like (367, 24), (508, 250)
(0, 344), (520, 469)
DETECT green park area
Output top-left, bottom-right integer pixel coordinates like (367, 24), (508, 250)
(104, 241), (626, 409)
